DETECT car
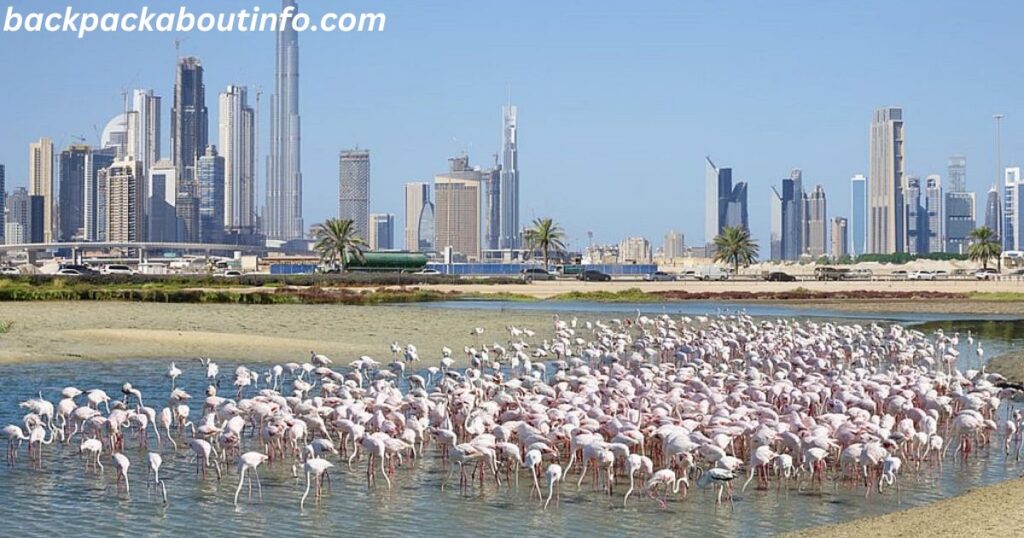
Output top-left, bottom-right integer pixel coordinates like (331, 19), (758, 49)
(1009, 268), (1024, 276)
(908, 270), (936, 281)
(933, 270), (949, 279)
(764, 271), (796, 282)
(415, 269), (442, 276)
(643, 271), (676, 282)
(55, 268), (83, 276)
(101, 264), (134, 275)
(678, 270), (704, 281)
(577, 269), (612, 282)
(890, 270), (908, 280)
(220, 270), (243, 277)
(814, 267), (850, 281)
(975, 268), (1000, 280)
(520, 267), (555, 281)
(0, 267), (19, 276)
(59, 263), (98, 275)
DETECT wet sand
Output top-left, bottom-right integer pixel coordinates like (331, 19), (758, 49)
(0, 302), (555, 367)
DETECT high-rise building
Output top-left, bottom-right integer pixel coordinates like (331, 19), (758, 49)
(105, 156), (142, 243)
(266, 0), (303, 240)
(903, 176), (926, 255)
(850, 174), (867, 257)
(1004, 167), (1023, 252)
(368, 213), (395, 250)
(499, 105), (519, 249)
(176, 193), (200, 243)
(197, 145), (225, 244)
(867, 107), (905, 254)
(770, 187), (783, 261)
(219, 85), (256, 234)
(483, 162), (501, 251)
(339, 149), (370, 239)
(101, 114), (130, 158)
(28, 137), (54, 243)
(58, 144), (90, 241)
(435, 156), (482, 261)
(84, 147), (117, 241)
(663, 230), (685, 259)
(6, 188), (31, 244)
(404, 182), (433, 252)
(28, 195), (44, 243)
(704, 156), (748, 251)
(805, 185), (828, 257)
(945, 156), (975, 254)
(985, 186), (1002, 239)
(925, 175), (943, 254)
(0, 163), (4, 245)
(789, 169), (805, 254)
(832, 217), (849, 259)
(619, 237), (652, 264)
(770, 176), (803, 261)
(130, 89), (162, 172)
(172, 56), (208, 239)
(147, 160), (178, 242)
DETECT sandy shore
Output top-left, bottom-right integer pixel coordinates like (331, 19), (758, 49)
(0, 302), (556, 367)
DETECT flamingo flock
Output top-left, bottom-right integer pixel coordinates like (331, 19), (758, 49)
(1, 314), (1019, 514)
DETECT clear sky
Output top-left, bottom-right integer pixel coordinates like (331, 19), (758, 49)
(1, 0), (1022, 251)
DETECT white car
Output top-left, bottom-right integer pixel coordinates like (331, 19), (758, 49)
(975, 268), (1000, 280)
(0, 267), (19, 276)
(214, 270), (243, 277)
(908, 270), (936, 281)
(56, 268), (83, 276)
(101, 264), (134, 275)
(415, 269), (442, 275)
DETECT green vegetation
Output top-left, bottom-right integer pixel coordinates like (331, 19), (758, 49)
(461, 291), (540, 302)
(523, 217), (568, 271)
(549, 288), (660, 302)
(0, 320), (13, 333)
(314, 217), (367, 272)
(968, 292), (1024, 302)
(713, 226), (759, 273)
(968, 226), (1001, 270)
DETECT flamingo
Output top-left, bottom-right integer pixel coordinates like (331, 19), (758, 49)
(544, 463), (563, 510)
(235, 451), (269, 505)
(300, 458), (335, 509)
(113, 452), (131, 496)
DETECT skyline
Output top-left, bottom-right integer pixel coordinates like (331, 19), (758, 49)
(1, 1), (1023, 251)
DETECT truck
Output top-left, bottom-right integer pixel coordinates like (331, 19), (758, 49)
(680, 265), (730, 281)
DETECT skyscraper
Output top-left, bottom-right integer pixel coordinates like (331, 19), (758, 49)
(6, 188), (31, 244)
(219, 85), (256, 234)
(58, 144), (90, 241)
(0, 163), (4, 245)
(925, 175), (943, 254)
(663, 230), (685, 259)
(435, 156), (482, 261)
(403, 182), (432, 252)
(985, 186), (1001, 239)
(850, 174), (867, 257)
(83, 147), (117, 242)
(105, 156), (142, 243)
(805, 185), (828, 257)
(483, 163), (501, 251)
(197, 145), (225, 243)
(368, 213), (395, 250)
(499, 105), (519, 249)
(130, 89), (162, 172)
(945, 156), (975, 254)
(769, 176), (802, 261)
(769, 187), (783, 261)
(832, 217), (849, 260)
(903, 176), (925, 255)
(867, 107), (905, 254)
(28, 137), (54, 243)
(266, 0), (303, 240)
(790, 169), (805, 254)
(148, 160), (178, 242)
(1004, 167), (1023, 251)
(704, 156), (747, 250)
(172, 56), (208, 240)
(339, 149), (370, 238)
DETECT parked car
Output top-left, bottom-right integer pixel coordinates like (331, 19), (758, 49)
(0, 267), (19, 276)
(678, 270), (704, 281)
(520, 267), (555, 282)
(846, 268), (873, 281)
(908, 270), (936, 281)
(59, 263), (99, 275)
(975, 267), (1000, 280)
(814, 267), (850, 281)
(55, 268), (83, 276)
(218, 270), (243, 277)
(643, 271), (676, 282)
(933, 270), (949, 279)
(890, 270), (908, 280)
(764, 271), (796, 282)
(101, 264), (134, 275)
(577, 269), (612, 282)
(415, 269), (442, 275)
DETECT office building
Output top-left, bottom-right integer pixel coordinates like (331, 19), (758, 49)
(28, 137), (54, 243)
(101, 114), (130, 158)
(339, 149), (370, 239)
(805, 185), (828, 257)
(986, 186), (1002, 239)
(789, 169), (805, 254)
(435, 156), (482, 261)
(832, 217), (849, 259)
(219, 85), (256, 234)
(483, 162), (501, 250)
(266, 0), (304, 240)
(130, 89), (161, 172)
(705, 157), (748, 249)
(850, 174), (866, 257)
(1005, 167), (1024, 251)
(663, 230), (685, 259)
(104, 156), (142, 242)
(925, 175), (943, 253)
(58, 144), (90, 241)
(176, 193), (200, 242)
(945, 156), (975, 254)
(499, 105), (519, 249)
(197, 145), (225, 243)
(368, 213), (395, 250)
(770, 175), (803, 261)
(948, 155), (967, 192)
(148, 161), (178, 242)
(6, 187), (31, 245)
(404, 182), (434, 252)
(83, 147), (117, 241)
(867, 107), (905, 253)
(903, 176), (926, 255)
(619, 237), (652, 264)
(172, 56), (208, 239)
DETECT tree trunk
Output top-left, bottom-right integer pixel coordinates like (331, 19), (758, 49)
(544, 248), (549, 271)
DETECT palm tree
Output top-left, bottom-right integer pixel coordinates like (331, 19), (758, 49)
(968, 226), (1001, 270)
(713, 226), (759, 274)
(523, 217), (567, 271)
(314, 218), (366, 273)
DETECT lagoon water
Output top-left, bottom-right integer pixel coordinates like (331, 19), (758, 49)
(1, 303), (1023, 537)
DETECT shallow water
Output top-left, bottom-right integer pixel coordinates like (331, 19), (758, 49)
(1, 307), (1023, 537)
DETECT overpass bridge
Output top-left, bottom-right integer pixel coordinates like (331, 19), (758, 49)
(0, 241), (285, 263)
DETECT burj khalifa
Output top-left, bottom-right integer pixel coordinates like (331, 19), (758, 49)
(266, 0), (303, 240)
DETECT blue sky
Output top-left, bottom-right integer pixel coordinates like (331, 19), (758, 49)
(1, 0), (1022, 250)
